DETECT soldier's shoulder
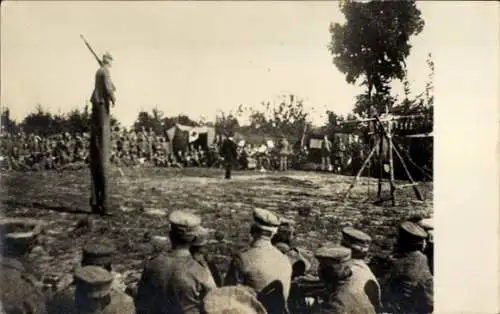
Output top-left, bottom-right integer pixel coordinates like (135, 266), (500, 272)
(144, 252), (172, 271)
(107, 290), (136, 314)
(96, 66), (111, 76)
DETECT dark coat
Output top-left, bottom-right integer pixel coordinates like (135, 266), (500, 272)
(135, 249), (216, 314)
(313, 278), (376, 314)
(382, 250), (433, 314)
(220, 138), (238, 163)
(0, 257), (47, 314)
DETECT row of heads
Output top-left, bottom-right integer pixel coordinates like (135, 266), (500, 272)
(168, 208), (433, 262)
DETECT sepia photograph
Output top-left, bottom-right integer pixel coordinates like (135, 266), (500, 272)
(0, 1), (498, 313)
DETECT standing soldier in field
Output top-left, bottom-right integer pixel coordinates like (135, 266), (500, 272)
(220, 133), (238, 179)
(321, 134), (332, 172)
(89, 52), (116, 216)
(278, 136), (290, 171)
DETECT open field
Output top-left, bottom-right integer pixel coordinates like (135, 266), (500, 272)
(0, 167), (432, 290)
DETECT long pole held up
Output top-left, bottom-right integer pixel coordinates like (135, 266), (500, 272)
(80, 34), (103, 66)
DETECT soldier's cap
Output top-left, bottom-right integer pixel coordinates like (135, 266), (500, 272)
(341, 227), (372, 253)
(252, 208), (280, 232)
(168, 210), (201, 240)
(417, 218), (433, 231)
(82, 240), (116, 266)
(73, 266), (113, 298)
(0, 217), (44, 255)
(314, 246), (351, 265)
(398, 221), (428, 240)
(277, 217), (295, 233)
(102, 52), (113, 61)
(192, 226), (210, 247)
(202, 285), (267, 314)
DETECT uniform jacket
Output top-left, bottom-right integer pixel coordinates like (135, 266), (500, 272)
(313, 278), (376, 314)
(383, 250), (433, 314)
(49, 272), (127, 314)
(321, 139), (332, 155)
(279, 139), (290, 155)
(91, 66), (116, 105)
(135, 249), (216, 314)
(346, 258), (381, 312)
(0, 257), (47, 314)
(100, 290), (136, 314)
(224, 238), (292, 313)
(220, 138), (238, 163)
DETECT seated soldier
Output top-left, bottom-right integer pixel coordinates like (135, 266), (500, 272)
(312, 246), (376, 314)
(340, 227), (381, 312)
(271, 218), (311, 279)
(72, 266), (135, 314)
(382, 221), (433, 314)
(0, 217), (48, 314)
(190, 227), (222, 287)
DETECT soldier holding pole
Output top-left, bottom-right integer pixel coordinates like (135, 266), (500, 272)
(82, 35), (116, 215)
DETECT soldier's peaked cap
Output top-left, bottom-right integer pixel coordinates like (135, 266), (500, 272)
(169, 210), (201, 231)
(102, 52), (113, 61)
(202, 285), (267, 314)
(417, 218), (433, 231)
(341, 227), (372, 252)
(399, 221), (427, 239)
(315, 246), (351, 264)
(253, 208), (280, 232)
(73, 266), (113, 298)
(82, 240), (116, 266)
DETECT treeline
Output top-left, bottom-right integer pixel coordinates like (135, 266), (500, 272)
(0, 90), (433, 140)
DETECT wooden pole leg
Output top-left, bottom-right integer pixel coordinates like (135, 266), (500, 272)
(344, 139), (379, 202)
(391, 140), (424, 201)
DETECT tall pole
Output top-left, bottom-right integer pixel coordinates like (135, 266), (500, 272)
(377, 119), (383, 199)
(386, 106), (396, 206)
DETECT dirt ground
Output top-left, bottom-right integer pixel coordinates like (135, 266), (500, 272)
(0, 166), (433, 291)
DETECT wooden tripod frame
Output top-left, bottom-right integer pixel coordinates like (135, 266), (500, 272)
(343, 110), (424, 205)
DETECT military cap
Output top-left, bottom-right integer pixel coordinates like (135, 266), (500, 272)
(202, 285), (267, 314)
(341, 227), (372, 253)
(253, 208), (280, 232)
(417, 218), (433, 231)
(314, 246), (352, 265)
(102, 52), (113, 61)
(168, 210), (201, 240)
(192, 226), (210, 247)
(169, 210), (201, 229)
(82, 240), (116, 267)
(73, 266), (113, 298)
(0, 217), (44, 256)
(398, 221), (428, 240)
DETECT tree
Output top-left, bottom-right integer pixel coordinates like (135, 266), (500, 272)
(162, 114), (199, 131)
(240, 94), (311, 141)
(132, 108), (165, 133)
(1, 107), (19, 134)
(215, 111), (240, 135)
(424, 53), (434, 107)
(328, 0), (425, 114)
(21, 104), (53, 135)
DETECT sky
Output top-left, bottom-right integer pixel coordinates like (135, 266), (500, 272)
(0, 1), (497, 128)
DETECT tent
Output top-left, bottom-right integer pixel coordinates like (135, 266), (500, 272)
(166, 124), (216, 153)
